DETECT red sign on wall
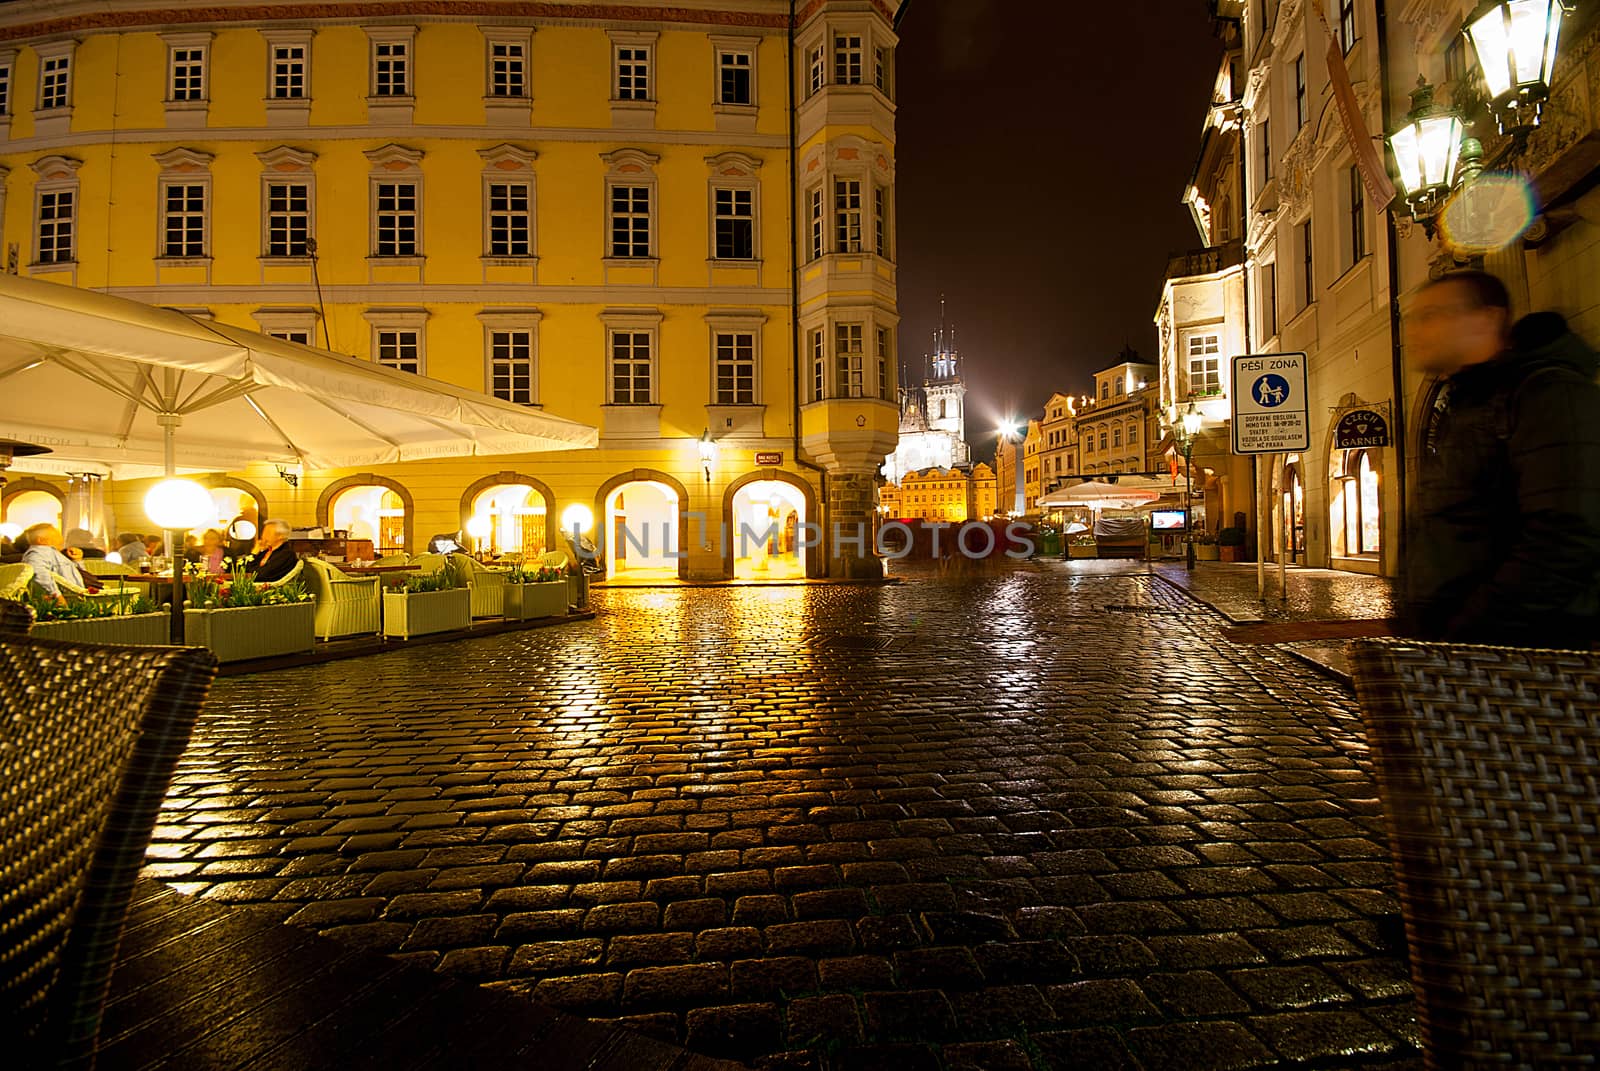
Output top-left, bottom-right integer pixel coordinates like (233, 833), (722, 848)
(755, 451), (783, 467)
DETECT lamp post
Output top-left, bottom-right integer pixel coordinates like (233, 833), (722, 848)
(698, 428), (718, 484)
(1176, 397), (1203, 571)
(996, 421), (1023, 517)
(1466, 0), (1572, 134)
(144, 477), (214, 644)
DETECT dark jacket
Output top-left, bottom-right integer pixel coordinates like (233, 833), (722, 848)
(244, 543), (299, 584)
(1403, 312), (1600, 647)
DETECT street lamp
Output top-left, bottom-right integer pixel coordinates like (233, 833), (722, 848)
(1175, 397), (1203, 571)
(697, 428), (718, 483)
(1466, 0), (1572, 134)
(145, 477), (213, 644)
(996, 421), (1023, 517)
(1390, 77), (1467, 226)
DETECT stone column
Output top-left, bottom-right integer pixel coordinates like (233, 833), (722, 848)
(825, 471), (883, 579)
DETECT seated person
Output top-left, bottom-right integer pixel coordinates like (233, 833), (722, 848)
(115, 532), (149, 564)
(197, 528), (227, 574)
(241, 519), (299, 583)
(21, 523), (101, 604)
(64, 527), (107, 559)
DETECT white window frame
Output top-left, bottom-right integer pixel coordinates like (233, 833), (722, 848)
(153, 147), (214, 264)
(1185, 331), (1223, 396)
(252, 307), (321, 347)
(478, 308), (543, 406)
(366, 143), (424, 261)
(705, 151), (761, 265)
(485, 33), (530, 99)
(834, 178), (862, 253)
(707, 312), (764, 406)
(479, 143), (538, 263)
(711, 35), (757, 108)
(163, 33), (210, 103)
(806, 42), (826, 97)
(364, 308), (430, 376)
(607, 28), (659, 131)
(874, 184), (892, 258)
(365, 25), (416, 122)
(1293, 53), (1307, 132)
(601, 309), (662, 405)
(1299, 217), (1315, 309)
(35, 40), (74, 112)
(263, 29), (314, 115)
(602, 148), (659, 264)
(834, 321), (865, 399)
(833, 33), (864, 85)
(1335, 0), (1357, 55)
(30, 155), (80, 269)
(0, 49), (13, 122)
(807, 185), (824, 262)
(256, 145), (317, 260)
(809, 328), (825, 401)
(874, 44), (893, 98)
(876, 326), (893, 400)
(1344, 163), (1366, 268)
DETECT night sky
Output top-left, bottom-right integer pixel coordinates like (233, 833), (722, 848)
(893, 1), (1224, 457)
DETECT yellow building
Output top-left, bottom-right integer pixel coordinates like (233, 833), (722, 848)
(969, 461), (995, 520)
(1021, 417), (1042, 514)
(879, 466), (979, 524)
(0, 0), (901, 580)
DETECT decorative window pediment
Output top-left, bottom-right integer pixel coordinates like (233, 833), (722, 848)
(30, 154), (81, 182)
(256, 145), (317, 172)
(365, 143), (424, 172)
(152, 146), (213, 173)
(478, 143), (538, 172)
(705, 151), (762, 177)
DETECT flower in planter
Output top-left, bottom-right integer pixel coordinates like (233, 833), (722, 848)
(504, 562), (564, 584)
(17, 588), (157, 622)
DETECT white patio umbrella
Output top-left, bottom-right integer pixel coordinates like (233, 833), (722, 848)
(0, 274), (598, 480)
(1036, 480), (1164, 511)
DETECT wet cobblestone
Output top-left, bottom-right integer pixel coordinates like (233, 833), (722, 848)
(151, 562), (1414, 1068)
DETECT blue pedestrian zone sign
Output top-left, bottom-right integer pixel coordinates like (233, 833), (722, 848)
(1231, 352), (1310, 453)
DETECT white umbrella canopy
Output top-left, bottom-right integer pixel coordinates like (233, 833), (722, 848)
(1037, 480), (1164, 511)
(0, 274), (598, 477)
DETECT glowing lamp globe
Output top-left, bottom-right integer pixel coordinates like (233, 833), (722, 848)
(1388, 79), (1465, 221)
(1466, 0), (1568, 131)
(465, 515), (492, 540)
(1181, 402), (1203, 439)
(145, 478), (214, 530)
(561, 503), (594, 534)
(105, 551), (123, 565)
(0, 522), (21, 540)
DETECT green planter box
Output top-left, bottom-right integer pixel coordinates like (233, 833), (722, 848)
(1195, 543), (1221, 561)
(504, 581), (567, 621)
(185, 601), (315, 663)
(383, 587), (470, 639)
(30, 611), (169, 646)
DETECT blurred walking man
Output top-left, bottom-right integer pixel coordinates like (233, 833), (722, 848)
(1401, 270), (1600, 648)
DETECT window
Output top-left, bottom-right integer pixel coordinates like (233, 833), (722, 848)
(270, 330), (310, 344)
(376, 329), (420, 374)
(835, 323), (863, 398)
(874, 47), (892, 96)
(40, 54), (69, 109)
(617, 46), (649, 100)
(1113, 427), (1122, 448)
(1115, 379), (1125, 395)
(718, 49), (752, 105)
(1347, 165), (1366, 264)
(375, 182), (418, 256)
(266, 182), (310, 256)
(0, 58), (10, 116)
(170, 47), (205, 100)
(1101, 382), (1109, 399)
(874, 185), (889, 256)
(36, 189), (73, 264)
(374, 41), (409, 96)
(1259, 119), (1272, 182)
(1343, 451), (1381, 554)
(810, 328), (824, 401)
(1099, 431), (1108, 451)
(489, 41), (526, 97)
(1127, 422), (1138, 444)
(714, 332), (755, 404)
(834, 35), (863, 85)
(1444, 30), (1475, 87)
(808, 187), (824, 261)
(487, 182), (531, 257)
(1300, 218), (1314, 307)
(834, 179), (861, 253)
(610, 331), (652, 403)
(1337, 0), (1357, 54)
(1187, 333), (1222, 394)
(490, 330), (535, 404)
(807, 44), (826, 96)
(1293, 54), (1307, 131)
(876, 327), (891, 400)
(713, 188), (753, 260)
(161, 183), (205, 257)
(610, 186), (650, 257)
(270, 42), (307, 99)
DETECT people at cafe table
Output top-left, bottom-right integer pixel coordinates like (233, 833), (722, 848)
(21, 523), (102, 603)
(241, 519), (299, 582)
(197, 528), (227, 574)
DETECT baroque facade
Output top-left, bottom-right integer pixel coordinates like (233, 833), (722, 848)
(0, 0), (904, 580)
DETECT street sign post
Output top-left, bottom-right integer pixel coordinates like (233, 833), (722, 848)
(1231, 352), (1310, 454)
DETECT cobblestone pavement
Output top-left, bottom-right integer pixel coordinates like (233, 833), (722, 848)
(1150, 562), (1397, 625)
(146, 563), (1419, 1070)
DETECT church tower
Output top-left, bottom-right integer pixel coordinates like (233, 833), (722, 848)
(923, 297), (968, 453)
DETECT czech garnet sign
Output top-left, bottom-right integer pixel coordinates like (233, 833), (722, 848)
(1334, 408), (1390, 449)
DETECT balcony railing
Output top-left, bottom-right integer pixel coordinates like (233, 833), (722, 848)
(1163, 238), (1244, 281)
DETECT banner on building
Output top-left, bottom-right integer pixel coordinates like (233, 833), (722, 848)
(1310, 3), (1397, 211)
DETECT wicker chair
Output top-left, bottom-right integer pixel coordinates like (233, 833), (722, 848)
(449, 553), (506, 618)
(408, 553), (446, 575)
(0, 614), (217, 1068)
(255, 558), (303, 590)
(0, 563), (34, 601)
(301, 558), (382, 640)
(79, 561), (134, 578)
(1350, 639), (1600, 1069)
(374, 553), (409, 567)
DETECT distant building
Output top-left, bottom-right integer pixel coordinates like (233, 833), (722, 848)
(1038, 392), (1080, 498)
(882, 300), (971, 483)
(879, 463), (992, 523)
(1076, 352), (1161, 476)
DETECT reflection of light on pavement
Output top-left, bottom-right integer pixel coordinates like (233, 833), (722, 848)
(1441, 172), (1535, 254)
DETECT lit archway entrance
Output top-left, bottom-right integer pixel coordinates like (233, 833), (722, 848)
(604, 480), (679, 582)
(202, 480), (267, 536)
(330, 484), (407, 556)
(730, 479), (807, 580)
(467, 482), (550, 558)
(2, 479), (64, 532)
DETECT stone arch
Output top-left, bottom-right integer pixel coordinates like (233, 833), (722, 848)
(720, 469), (821, 579)
(316, 473), (414, 554)
(201, 474), (270, 528)
(594, 468), (690, 581)
(1, 476), (66, 529)
(458, 471), (558, 555)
